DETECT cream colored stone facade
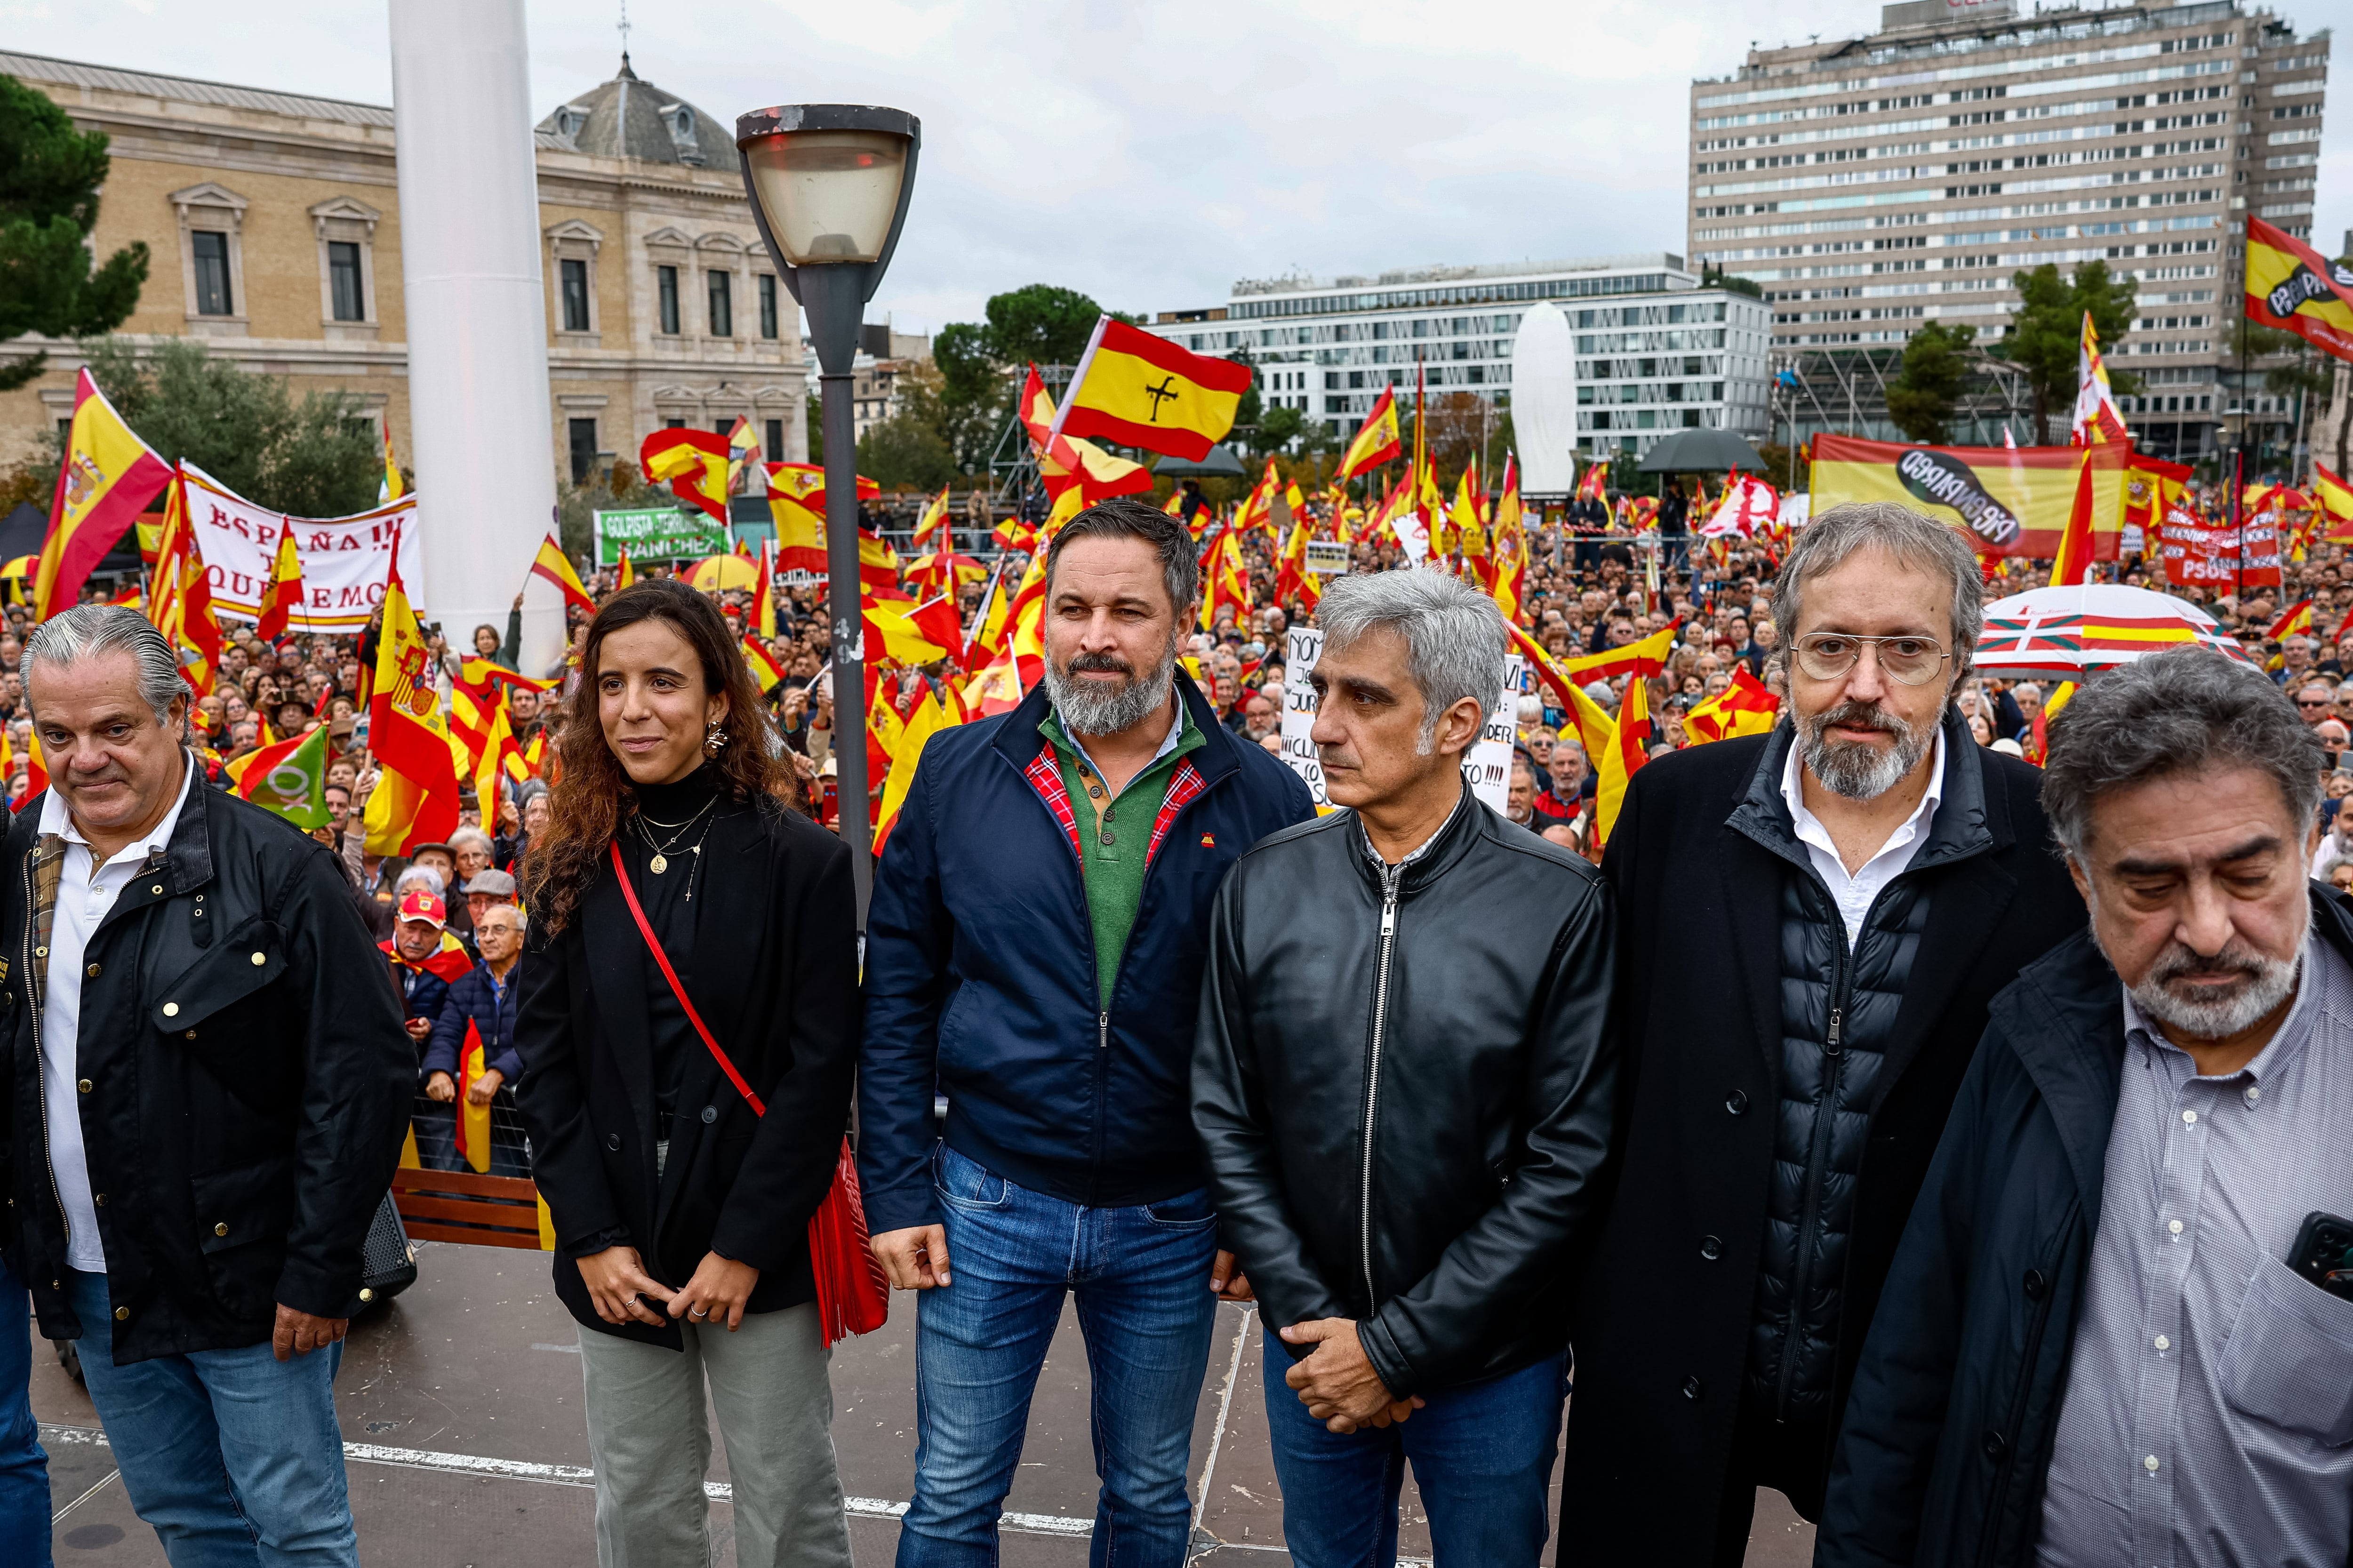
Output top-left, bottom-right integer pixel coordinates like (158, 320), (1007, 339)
(0, 50), (808, 488)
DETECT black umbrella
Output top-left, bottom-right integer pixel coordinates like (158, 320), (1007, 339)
(1150, 444), (1249, 480)
(1637, 429), (1768, 473)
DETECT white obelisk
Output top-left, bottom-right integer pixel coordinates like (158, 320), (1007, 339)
(389, 0), (564, 676)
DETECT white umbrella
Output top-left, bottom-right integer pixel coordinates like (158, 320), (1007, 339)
(1974, 583), (2257, 681)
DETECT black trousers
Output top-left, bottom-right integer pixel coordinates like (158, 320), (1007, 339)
(1711, 1389), (1829, 1567)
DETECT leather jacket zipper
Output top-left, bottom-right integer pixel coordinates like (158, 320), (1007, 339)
(22, 849), (68, 1253)
(1360, 861), (1402, 1309)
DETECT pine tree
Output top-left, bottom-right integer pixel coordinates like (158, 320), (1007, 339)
(0, 75), (149, 392)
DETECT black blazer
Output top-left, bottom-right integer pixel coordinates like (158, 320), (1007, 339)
(1558, 720), (2085, 1565)
(514, 795), (859, 1347)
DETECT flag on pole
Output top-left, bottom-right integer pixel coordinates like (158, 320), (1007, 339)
(39, 368), (172, 621)
(874, 690), (968, 855)
(379, 421), (406, 504)
(1049, 317), (1252, 461)
(2243, 216), (2353, 364)
(752, 537), (777, 638)
(615, 547), (636, 590)
(741, 635), (786, 692)
(531, 533), (595, 616)
(1336, 386), (1403, 480)
(148, 466), (223, 698)
(1684, 667), (1781, 746)
(253, 526), (305, 642)
(2048, 449), (2101, 587)
(363, 537), (463, 856)
(2070, 312), (2130, 447)
(911, 484), (952, 553)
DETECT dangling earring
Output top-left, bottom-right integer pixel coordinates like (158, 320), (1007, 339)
(704, 720), (729, 755)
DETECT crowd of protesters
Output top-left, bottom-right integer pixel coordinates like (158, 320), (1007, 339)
(6, 480), (2353, 1568)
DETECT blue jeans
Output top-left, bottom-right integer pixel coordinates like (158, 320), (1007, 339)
(0, 1254), (51, 1567)
(1265, 1346), (1569, 1568)
(896, 1143), (1220, 1568)
(65, 1269), (356, 1568)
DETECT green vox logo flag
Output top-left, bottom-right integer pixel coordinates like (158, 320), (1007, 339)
(245, 723), (330, 829)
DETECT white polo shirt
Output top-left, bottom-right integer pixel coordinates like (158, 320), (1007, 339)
(38, 754), (195, 1272)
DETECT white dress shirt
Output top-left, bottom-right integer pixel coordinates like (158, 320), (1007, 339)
(1779, 726), (1947, 948)
(38, 755), (196, 1272)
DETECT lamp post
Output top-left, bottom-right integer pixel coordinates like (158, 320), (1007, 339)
(736, 104), (920, 920)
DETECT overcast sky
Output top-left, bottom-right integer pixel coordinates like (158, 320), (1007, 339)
(9, 0), (2350, 336)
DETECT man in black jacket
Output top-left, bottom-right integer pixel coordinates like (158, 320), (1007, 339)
(1196, 570), (1617, 1566)
(1821, 649), (2353, 1568)
(1559, 504), (2084, 1566)
(1, 606), (411, 1566)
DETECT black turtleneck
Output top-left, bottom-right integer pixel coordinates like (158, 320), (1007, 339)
(614, 763), (743, 1129)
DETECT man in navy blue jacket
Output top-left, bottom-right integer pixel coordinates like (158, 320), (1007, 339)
(862, 496), (1315, 1568)
(421, 901), (527, 1177)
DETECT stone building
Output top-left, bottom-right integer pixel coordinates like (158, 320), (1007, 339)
(0, 49), (808, 491)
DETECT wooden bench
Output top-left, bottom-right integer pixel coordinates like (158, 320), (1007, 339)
(390, 1167), (550, 1250)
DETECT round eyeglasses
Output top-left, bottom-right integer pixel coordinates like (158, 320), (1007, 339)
(1793, 632), (1950, 686)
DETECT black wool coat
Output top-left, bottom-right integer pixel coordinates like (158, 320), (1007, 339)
(1557, 718), (2085, 1566)
(514, 795), (859, 1347)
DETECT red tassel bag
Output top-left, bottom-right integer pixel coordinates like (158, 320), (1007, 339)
(608, 842), (889, 1345)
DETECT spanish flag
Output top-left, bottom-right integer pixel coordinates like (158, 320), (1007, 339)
(147, 467), (222, 698)
(1684, 666), (1781, 747)
(615, 547), (636, 590)
(253, 526), (305, 641)
(531, 533), (595, 616)
(874, 689), (970, 856)
(39, 368), (172, 621)
(1594, 669), (1650, 848)
(640, 428), (731, 523)
(2316, 461), (2353, 540)
(752, 537), (777, 638)
(1560, 622), (1678, 686)
(864, 593), (961, 667)
(741, 634), (786, 693)
(2244, 216), (2353, 363)
(911, 484), (952, 552)
(2070, 313), (2129, 447)
(1336, 386), (1402, 480)
(1054, 317), (1251, 462)
(455, 1018), (493, 1175)
(363, 540), (464, 856)
(380, 421), (406, 504)
(2269, 597), (2315, 642)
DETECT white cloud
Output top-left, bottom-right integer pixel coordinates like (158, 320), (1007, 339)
(5, 0), (2346, 337)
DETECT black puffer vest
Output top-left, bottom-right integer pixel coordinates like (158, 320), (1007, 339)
(1728, 718), (1993, 1425)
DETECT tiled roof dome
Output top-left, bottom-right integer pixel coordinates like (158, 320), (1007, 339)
(536, 55), (737, 170)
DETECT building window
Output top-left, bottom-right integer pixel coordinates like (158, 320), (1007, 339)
(664, 417), (687, 429)
(765, 417), (784, 458)
(192, 232), (233, 316)
(658, 266), (681, 335)
(568, 419), (599, 484)
(561, 259), (590, 333)
(328, 241), (364, 321)
(709, 270), (733, 337)
(760, 275), (778, 340)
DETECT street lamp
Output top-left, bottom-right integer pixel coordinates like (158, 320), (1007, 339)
(736, 104), (920, 918)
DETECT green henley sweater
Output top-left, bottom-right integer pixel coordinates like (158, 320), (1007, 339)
(1040, 700), (1204, 1009)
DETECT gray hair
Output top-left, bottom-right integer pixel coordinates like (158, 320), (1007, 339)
(1316, 569), (1506, 751)
(477, 902), (528, 934)
(395, 864), (446, 898)
(2042, 647), (2322, 860)
(449, 826), (495, 856)
(1769, 502), (1985, 687)
(23, 604), (189, 731)
(1044, 496), (1201, 620)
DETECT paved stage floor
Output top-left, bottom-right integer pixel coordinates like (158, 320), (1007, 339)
(30, 1241), (1816, 1565)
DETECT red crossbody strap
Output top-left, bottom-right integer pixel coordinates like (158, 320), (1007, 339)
(608, 840), (766, 1118)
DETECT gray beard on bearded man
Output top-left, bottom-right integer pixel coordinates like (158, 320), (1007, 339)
(1043, 639), (1178, 737)
(1798, 698), (1937, 800)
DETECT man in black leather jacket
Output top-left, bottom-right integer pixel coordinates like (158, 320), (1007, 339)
(1195, 570), (1617, 1568)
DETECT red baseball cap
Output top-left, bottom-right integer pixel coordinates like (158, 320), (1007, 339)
(397, 890), (447, 929)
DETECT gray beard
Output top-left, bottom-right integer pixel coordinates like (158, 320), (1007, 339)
(1044, 641), (1177, 738)
(2114, 901), (2308, 1042)
(1799, 700), (1937, 801)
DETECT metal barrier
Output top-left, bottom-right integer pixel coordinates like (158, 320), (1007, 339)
(398, 1088), (546, 1249)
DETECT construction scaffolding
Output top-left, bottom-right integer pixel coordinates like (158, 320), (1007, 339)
(1766, 346), (2037, 458)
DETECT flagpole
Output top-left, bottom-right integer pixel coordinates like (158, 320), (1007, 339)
(1042, 315), (1111, 457)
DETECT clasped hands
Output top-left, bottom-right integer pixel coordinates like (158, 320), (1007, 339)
(576, 1245), (759, 1330)
(1281, 1317), (1425, 1433)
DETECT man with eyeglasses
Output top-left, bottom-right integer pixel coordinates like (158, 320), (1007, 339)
(1558, 502), (2084, 1567)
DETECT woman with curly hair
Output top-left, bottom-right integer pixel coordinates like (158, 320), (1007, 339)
(514, 578), (856, 1568)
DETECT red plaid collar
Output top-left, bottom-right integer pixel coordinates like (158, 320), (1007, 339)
(1021, 742), (1208, 871)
